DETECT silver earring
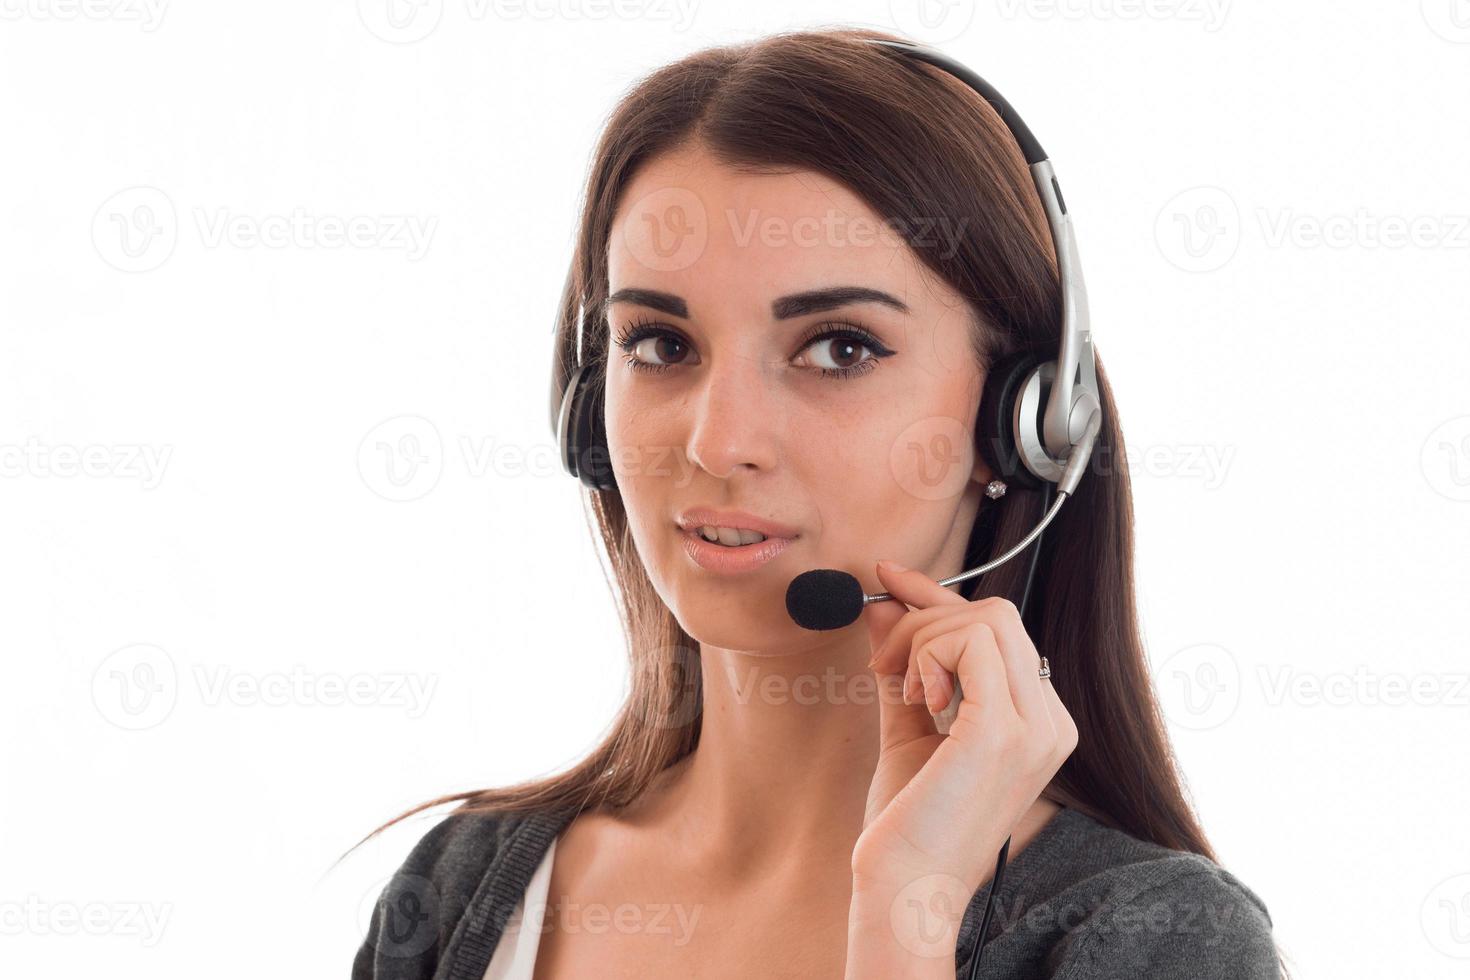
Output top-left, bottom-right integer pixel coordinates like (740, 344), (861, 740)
(985, 479), (1008, 499)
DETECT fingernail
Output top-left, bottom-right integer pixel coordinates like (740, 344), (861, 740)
(878, 559), (908, 573)
(928, 672), (948, 711)
(902, 669), (918, 704)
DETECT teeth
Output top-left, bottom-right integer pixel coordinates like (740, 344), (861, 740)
(697, 525), (768, 546)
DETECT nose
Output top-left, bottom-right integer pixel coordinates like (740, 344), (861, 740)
(684, 351), (780, 479)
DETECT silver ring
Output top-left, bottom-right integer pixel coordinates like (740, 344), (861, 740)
(1037, 656), (1051, 680)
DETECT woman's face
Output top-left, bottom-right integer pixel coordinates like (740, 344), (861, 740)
(604, 141), (993, 651)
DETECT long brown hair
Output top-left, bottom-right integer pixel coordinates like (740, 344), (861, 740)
(350, 26), (1284, 972)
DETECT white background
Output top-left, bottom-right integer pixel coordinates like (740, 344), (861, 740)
(2, 1), (1468, 977)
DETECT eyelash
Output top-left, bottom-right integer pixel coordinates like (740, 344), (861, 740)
(612, 315), (896, 381)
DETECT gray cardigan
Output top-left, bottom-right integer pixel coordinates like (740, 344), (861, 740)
(352, 804), (1279, 979)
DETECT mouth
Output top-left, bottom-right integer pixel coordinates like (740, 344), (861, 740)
(676, 523), (797, 574)
(686, 524), (775, 547)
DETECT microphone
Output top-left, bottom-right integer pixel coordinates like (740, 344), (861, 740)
(785, 569), (868, 631)
(784, 411), (1099, 631)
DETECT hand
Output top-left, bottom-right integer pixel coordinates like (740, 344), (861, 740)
(849, 559), (1079, 898)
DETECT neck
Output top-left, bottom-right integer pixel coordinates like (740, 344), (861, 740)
(625, 634), (1060, 887)
(633, 632), (879, 885)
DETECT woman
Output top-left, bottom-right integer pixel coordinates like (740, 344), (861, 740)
(351, 27), (1287, 979)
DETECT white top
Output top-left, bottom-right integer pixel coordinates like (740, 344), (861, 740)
(481, 835), (558, 980)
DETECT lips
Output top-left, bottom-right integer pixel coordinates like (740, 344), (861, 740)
(674, 507), (801, 541)
(678, 524), (795, 574)
(693, 525), (771, 546)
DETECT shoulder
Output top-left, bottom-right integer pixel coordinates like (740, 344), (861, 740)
(351, 806), (566, 980)
(1033, 811), (1277, 979)
(1067, 858), (1278, 979)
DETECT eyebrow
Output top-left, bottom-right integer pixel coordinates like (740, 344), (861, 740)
(603, 285), (910, 321)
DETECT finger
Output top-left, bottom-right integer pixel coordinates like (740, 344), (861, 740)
(874, 560), (970, 612)
(861, 586), (909, 671)
(1037, 671), (1079, 761)
(917, 622), (1017, 729)
(961, 597), (1052, 727)
(906, 610), (1019, 718)
(866, 561), (969, 673)
(883, 597), (1052, 726)
(875, 666), (938, 748)
(869, 603), (969, 674)
(862, 592), (938, 744)
(891, 607), (979, 709)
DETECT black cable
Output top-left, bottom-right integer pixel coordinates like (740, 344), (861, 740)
(967, 836), (1010, 979)
(963, 480), (1052, 980)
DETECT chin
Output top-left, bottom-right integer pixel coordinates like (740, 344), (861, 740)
(666, 600), (797, 652)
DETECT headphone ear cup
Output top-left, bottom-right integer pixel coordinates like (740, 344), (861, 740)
(976, 350), (1048, 492)
(558, 364), (617, 491)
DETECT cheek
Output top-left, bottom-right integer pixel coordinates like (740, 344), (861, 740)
(791, 411), (906, 539)
(806, 421), (975, 583)
(885, 413), (977, 506)
(797, 388), (976, 511)
(603, 378), (683, 483)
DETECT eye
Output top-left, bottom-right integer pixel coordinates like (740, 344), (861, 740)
(791, 320), (897, 380)
(613, 316), (699, 374)
(612, 316), (896, 381)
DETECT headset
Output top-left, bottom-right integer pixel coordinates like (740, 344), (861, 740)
(548, 36), (1102, 979)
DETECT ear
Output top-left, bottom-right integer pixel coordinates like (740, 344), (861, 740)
(970, 451), (993, 486)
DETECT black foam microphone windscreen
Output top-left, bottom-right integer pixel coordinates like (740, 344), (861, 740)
(785, 568), (866, 631)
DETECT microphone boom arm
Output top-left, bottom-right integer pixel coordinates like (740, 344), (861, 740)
(860, 408), (1101, 606)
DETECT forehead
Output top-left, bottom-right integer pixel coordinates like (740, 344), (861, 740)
(607, 142), (940, 309)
